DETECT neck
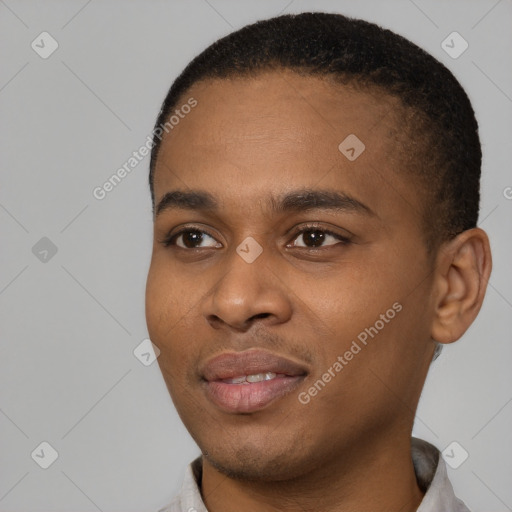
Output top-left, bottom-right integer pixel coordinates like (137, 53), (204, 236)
(200, 433), (424, 512)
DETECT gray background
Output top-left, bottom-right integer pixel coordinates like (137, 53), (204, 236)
(1, 0), (511, 511)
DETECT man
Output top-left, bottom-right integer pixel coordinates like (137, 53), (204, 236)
(145, 12), (492, 512)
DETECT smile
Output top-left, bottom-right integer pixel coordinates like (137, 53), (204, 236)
(200, 350), (308, 413)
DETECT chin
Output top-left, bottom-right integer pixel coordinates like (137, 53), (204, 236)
(200, 434), (315, 482)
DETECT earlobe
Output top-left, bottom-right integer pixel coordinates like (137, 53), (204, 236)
(431, 228), (492, 344)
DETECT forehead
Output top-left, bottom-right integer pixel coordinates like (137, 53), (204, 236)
(163, 71), (401, 145)
(153, 71), (415, 218)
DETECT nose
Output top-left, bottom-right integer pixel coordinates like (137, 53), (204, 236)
(202, 247), (293, 332)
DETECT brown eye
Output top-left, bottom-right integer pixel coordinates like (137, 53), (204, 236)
(299, 229), (326, 247)
(291, 228), (348, 248)
(180, 230), (206, 248)
(162, 229), (221, 249)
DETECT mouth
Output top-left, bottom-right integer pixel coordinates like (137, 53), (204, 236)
(200, 349), (308, 414)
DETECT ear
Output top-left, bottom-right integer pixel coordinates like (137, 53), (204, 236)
(431, 228), (492, 344)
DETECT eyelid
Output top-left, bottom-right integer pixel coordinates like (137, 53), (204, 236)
(288, 221), (352, 238)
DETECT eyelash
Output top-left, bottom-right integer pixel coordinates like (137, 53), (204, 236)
(159, 223), (352, 250)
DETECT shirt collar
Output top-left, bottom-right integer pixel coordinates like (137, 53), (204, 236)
(159, 437), (470, 512)
(413, 438), (471, 512)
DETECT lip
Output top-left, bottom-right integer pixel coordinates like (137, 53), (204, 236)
(201, 349), (309, 381)
(200, 349), (308, 413)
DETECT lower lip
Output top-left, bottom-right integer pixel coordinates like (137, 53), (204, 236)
(203, 375), (305, 413)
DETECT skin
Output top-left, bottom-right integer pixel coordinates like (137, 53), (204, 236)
(145, 70), (492, 512)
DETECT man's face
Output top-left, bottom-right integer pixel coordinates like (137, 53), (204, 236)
(146, 71), (438, 480)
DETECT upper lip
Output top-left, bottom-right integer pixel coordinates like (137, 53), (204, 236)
(201, 349), (309, 381)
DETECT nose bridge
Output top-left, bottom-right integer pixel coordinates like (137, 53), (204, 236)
(215, 242), (271, 309)
(203, 241), (292, 330)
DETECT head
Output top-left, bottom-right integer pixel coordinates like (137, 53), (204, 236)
(145, 12), (491, 482)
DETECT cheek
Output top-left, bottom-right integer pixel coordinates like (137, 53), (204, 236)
(145, 259), (214, 380)
(145, 267), (171, 340)
(299, 250), (428, 376)
(145, 255), (196, 326)
(145, 262), (194, 363)
(302, 262), (394, 343)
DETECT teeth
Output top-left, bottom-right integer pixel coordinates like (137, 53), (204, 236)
(246, 372), (277, 383)
(223, 372), (278, 384)
(224, 376), (247, 384)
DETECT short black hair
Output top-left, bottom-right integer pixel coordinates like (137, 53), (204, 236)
(149, 11), (481, 249)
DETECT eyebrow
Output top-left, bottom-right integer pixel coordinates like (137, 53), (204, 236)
(155, 188), (375, 218)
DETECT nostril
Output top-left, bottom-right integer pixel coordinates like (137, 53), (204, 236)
(250, 313), (271, 321)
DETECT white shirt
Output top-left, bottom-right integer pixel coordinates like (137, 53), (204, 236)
(158, 437), (470, 512)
